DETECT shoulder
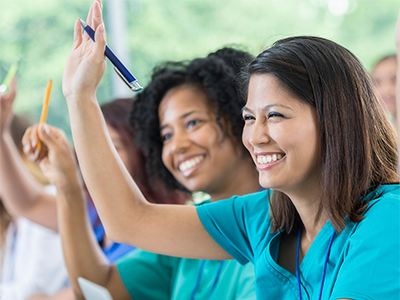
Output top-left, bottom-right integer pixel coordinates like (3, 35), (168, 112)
(331, 185), (400, 299)
(343, 184), (399, 244)
(198, 189), (270, 215)
(361, 184), (399, 220)
(196, 190), (271, 240)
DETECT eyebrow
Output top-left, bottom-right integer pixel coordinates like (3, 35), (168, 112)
(159, 110), (200, 131)
(241, 104), (293, 114)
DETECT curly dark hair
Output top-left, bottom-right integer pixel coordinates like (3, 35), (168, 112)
(130, 47), (254, 191)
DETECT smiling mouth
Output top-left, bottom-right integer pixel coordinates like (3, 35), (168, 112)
(257, 154), (284, 164)
(178, 155), (205, 172)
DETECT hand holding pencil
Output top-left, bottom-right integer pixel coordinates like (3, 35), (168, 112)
(0, 76), (17, 134)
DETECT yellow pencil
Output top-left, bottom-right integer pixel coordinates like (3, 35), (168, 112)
(36, 80), (53, 151)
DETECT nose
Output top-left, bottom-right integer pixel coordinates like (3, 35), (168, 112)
(168, 130), (191, 154)
(243, 118), (271, 148)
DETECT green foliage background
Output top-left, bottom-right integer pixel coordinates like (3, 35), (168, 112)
(0, 0), (398, 141)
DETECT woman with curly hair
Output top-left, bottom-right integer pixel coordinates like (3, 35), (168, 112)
(25, 47), (259, 299)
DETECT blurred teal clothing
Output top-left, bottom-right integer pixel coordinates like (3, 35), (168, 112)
(116, 251), (255, 300)
(197, 185), (400, 299)
(116, 200), (256, 300)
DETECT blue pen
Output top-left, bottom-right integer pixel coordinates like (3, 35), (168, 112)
(79, 19), (142, 92)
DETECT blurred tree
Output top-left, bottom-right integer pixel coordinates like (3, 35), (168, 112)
(0, 0), (398, 139)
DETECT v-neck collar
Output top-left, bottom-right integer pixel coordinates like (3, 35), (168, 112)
(264, 221), (334, 284)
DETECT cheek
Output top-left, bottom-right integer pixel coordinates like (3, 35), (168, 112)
(196, 124), (223, 147)
(161, 146), (173, 172)
(241, 127), (252, 152)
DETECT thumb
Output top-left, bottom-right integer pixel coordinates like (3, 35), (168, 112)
(37, 124), (61, 151)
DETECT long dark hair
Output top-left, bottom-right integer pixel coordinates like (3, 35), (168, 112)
(243, 36), (398, 233)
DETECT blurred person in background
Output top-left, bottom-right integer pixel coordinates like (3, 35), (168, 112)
(371, 54), (397, 129)
(0, 77), (189, 299)
(0, 77), (70, 299)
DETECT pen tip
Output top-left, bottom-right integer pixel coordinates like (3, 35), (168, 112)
(78, 19), (86, 27)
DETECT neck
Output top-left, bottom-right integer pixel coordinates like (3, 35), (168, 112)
(209, 158), (260, 202)
(286, 185), (328, 243)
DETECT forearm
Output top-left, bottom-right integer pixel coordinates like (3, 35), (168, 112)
(56, 180), (111, 299)
(26, 288), (76, 300)
(66, 98), (149, 242)
(396, 9), (400, 151)
(396, 39), (400, 148)
(0, 132), (58, 230)
(66, 97), (227, 260)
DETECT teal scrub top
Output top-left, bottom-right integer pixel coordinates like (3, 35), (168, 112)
(115, 201), (256, 300)
(197, 185), (400, 300)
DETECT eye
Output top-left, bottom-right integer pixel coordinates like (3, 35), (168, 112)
(268, 112), (285, 119)
(161, 132), (172, 142)
(242, 114), (255, 122)
(187, 120), (201, 129)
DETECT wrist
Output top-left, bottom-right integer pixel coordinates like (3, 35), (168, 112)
(54, 171), (83, 196)
(65, 92), (97, 105)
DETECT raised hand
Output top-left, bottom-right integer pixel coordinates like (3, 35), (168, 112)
(62, 0), (107, 102)
(22, 124), (81, 191)
(0, 76), (17, 134)
(396, 8), (400, 146)
(396, 7), (400, 48)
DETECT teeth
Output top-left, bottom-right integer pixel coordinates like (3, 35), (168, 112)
(179, 156), (204, 172)
(257, 154), (283, 165)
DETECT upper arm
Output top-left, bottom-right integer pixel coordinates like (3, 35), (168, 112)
(197, 192), (270, 264)
(20, 192), (59, 231)
(113, 204), (231, 261)
(107, 265), (133, 300)
(330, 199), (400, 299)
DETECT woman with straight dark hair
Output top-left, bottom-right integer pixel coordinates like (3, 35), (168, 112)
(26, 1), (399, 298)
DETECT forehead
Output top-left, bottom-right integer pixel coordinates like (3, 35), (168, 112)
(372, 58), (397, 77)
(246, 74), (303, 109)
(158, 85), (215, 123)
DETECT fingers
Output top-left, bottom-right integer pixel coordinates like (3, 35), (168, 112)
(22, 125), (46, 162)
(37, 124), (69, 148)
(396, 8), (400, 47)
(86, 2), (94, 33)
(93, 23), (107, 61)
(92, 0), (103, 31)
(8, 76), (17, 100)
(92, 0), (106, 63)
(72, 19), (83, 50)
(0, 76), (17, 103)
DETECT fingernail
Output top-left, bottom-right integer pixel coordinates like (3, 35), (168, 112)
(33, 149), (39, 161)
(31, 138), (37, 148)
(43, 124), (50, 134)
(23, 143), (30, 153)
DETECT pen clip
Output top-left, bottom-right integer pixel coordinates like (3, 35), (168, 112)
(113, 67), (142, 92)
